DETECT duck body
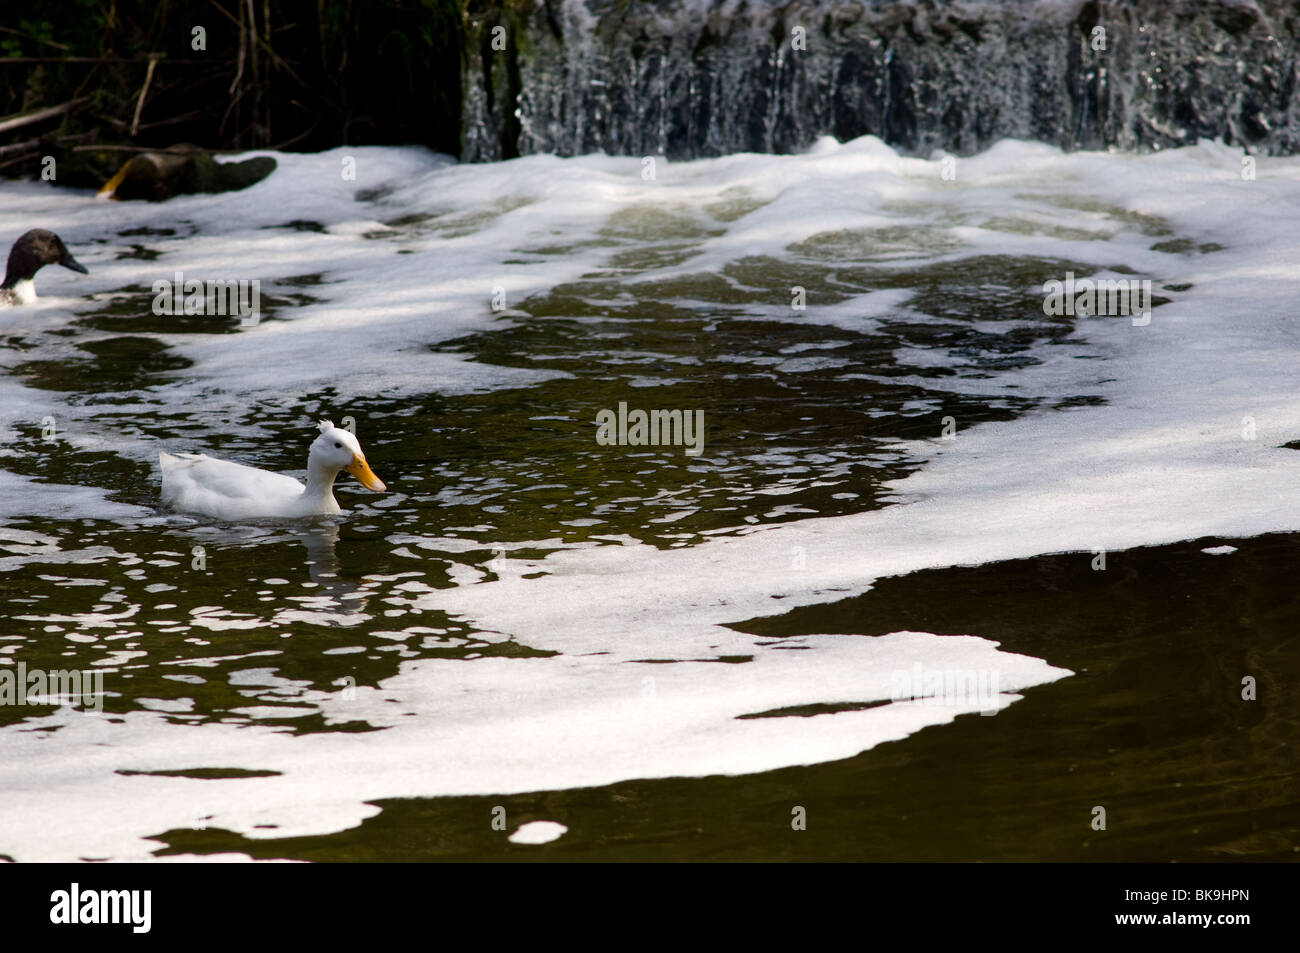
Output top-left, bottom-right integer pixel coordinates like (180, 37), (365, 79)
(0, 229), (88, 306)
(158, 453), (329, 520)
(0, 279), (35, 307)
(160, 421), (386, 521)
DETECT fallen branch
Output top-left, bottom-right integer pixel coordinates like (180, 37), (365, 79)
(0, 56), (203, 64)
(70, 144), (183, 154)
(0, 26), (70, 51)
(71, 144), (239, 155)
(0, 131), (96, 172)
(0, 137), (41, 159)
(0, 97), (90, 135)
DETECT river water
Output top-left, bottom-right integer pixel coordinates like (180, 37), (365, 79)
(0, 137), (1296, 860)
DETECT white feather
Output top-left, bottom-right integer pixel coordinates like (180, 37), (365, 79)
(158, 423), (385, 520)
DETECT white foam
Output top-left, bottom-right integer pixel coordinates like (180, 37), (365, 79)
(0, 630), (1063, 860)
(508, 821), (568, 845)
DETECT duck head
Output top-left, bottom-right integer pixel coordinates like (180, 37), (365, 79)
(1, 229), (89, 299)
(309, 420), (386, 491)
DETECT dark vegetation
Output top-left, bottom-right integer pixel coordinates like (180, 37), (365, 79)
(8, 1), (1294, 174)
(0, 0), (484, 185)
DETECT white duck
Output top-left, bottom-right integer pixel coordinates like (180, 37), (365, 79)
(159, 420), (386, 520)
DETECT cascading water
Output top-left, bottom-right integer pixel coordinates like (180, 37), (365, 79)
(462, 0), (1300, 161)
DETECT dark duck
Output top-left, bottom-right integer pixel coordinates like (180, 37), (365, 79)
(0, 229), (89, 306)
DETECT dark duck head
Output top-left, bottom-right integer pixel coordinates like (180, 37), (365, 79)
(0, 229), (89, 306)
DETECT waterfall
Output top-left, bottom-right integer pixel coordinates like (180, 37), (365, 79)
(461, 0), (1300, 161)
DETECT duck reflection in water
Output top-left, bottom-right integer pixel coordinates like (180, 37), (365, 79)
(171, 519), (371, 613)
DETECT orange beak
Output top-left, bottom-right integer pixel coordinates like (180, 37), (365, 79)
(346, 454), (386, 492)
(97, 163), (130, 200)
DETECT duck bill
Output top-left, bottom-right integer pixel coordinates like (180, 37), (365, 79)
(346, 455), (386, 492)
(60, 253), (88, 275)
(97, 163), (130, 200)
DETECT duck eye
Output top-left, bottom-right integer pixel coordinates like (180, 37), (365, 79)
(334, 442), (342, 449)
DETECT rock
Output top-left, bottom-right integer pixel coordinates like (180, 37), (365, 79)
(98, 146), (277, 201)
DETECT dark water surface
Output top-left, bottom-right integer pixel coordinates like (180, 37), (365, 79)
(151, 533), (1299, 862)
(2, 184), (1278, 862)
(2, 249), (1099, 727)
